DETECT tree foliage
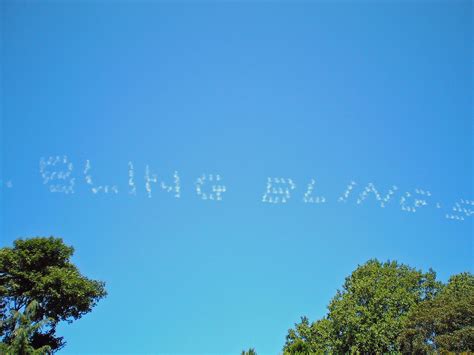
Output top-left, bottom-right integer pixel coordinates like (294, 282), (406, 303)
(399, 272), (474, 353)
(0, 300), (52, 354)
(0, 237), (107, 352)
(284, 260), (473, 353)
(285, 316), (334, 354)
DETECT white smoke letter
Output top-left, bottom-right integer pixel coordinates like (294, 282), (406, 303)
(262, 177), (295, 204)
(39, 155), (75, 194)
(195, 174), (226, 201)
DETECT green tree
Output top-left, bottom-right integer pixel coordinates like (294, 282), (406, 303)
(285, 317), (333, 353)
(399, 272), (474, 353)
(1, 300), (52, 354)
(284, 259), (442, 353)
(0, 237), (107, 352)
(241, 348), (257, 355)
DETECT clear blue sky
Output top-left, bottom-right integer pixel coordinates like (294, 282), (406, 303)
(1, 1), (472, 353)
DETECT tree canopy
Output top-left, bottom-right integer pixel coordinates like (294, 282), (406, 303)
(284, 259), (473, 353)
(399, 272), (474, 352)
(0, 237), (107, 352)
(0, 300), (52, 354)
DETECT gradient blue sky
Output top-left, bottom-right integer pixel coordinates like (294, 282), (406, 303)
(1, 1), (473, 353)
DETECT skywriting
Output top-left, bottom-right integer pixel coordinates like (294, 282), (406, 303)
(2, 155), (472, 223)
